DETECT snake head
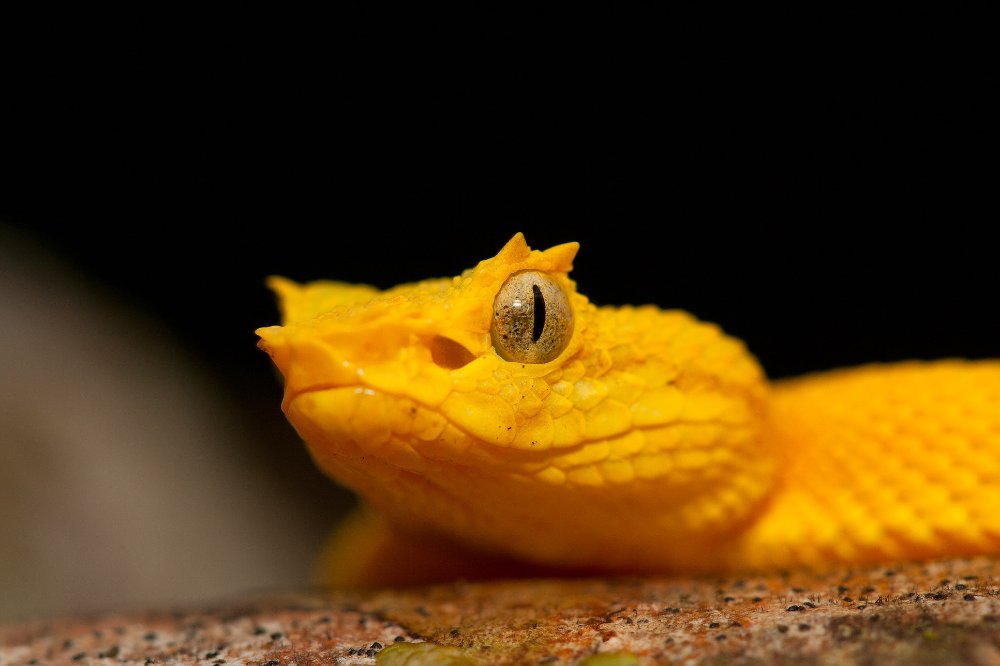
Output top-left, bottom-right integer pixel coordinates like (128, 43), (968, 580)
(256, 233), (774, 573)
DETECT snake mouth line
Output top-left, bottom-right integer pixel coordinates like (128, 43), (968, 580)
(283, 381), (366, 405)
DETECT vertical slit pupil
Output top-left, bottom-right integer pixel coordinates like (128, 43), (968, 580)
(531, 284), (545, 342)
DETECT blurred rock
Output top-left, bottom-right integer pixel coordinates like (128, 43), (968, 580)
(0, 225), (336, 621)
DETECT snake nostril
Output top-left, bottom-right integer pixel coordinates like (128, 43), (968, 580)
(429, 335), (476, 369)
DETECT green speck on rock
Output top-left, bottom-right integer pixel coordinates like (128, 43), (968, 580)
(578, 652), (642, 666)
(376, 642), (478, 665)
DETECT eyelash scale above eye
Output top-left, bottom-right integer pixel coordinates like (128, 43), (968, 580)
(490, 270), (573, 364)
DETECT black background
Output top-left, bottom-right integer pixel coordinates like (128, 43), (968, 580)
(3, 16), (997, 511)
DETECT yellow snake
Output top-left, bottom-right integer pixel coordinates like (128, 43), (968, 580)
(256, 234), (1000, 586)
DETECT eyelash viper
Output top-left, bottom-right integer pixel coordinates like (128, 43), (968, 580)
(256, 233), (1000, 587)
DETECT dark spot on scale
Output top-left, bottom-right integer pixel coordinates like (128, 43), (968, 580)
(72, 654), (85, 661)
(348, 648), (356, 655)
(144, 632), (157, 641)
(837, 585), (850, 594)
(956, 583), (967, 590)
(270, 632), (283, 640)
(777, 625), (789, 633)
(803, 601), (817, 608)
(366, 649), (375, 658)
(723, 596), (735, 602)
(798, 623), (811, 631)
(63, 639), (74, 650)
(940, 579), (951, 586)
(791, 587), (805, 593)
(752, 596), (763, 602)
(965, 593), (976, 601)
(884, 570), (896, 576)
(842, 597), (853, 602)
(206, 652), (218, 659)
(862, 586), (876, 594)
(963, 575), (978, 580)
(786, 605), (804, 612)
(254, 627), (267, 635)
(266, 661), (280, 666)
(450, 628), (460, 637)
(394, 635), (406, 642)
(371, 642), (383, 650)
(416, 606), (430, 616)
(716, 634), (727, 640)
(709, 622), (720, 628)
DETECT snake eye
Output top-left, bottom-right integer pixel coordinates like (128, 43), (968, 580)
(491, 270), (573, 363)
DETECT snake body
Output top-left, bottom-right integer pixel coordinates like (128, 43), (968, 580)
(257, 234), (1000, 584)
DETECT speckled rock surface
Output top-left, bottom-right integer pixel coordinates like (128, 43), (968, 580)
(4, 557), (1000, 665)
